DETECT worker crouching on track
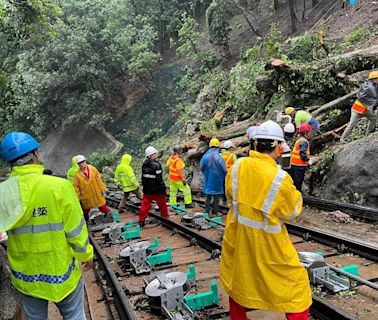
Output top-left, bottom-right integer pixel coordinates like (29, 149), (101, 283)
(73, 155), (111, 221)
(167, 146), (193, 209)
(289, 123), (313, 192)
(200, 138), (227, 218)
(139, 146), (169, 228)
(340, 71), (378, 142)
(220, 121), (312, 320)
(0, 132), (93, 320)
(114, 153), (142, 213)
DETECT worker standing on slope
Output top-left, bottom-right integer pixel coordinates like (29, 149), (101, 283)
(139, 146), (169, 227)
(221, 140), (237, 170)
(220, 121), (312, 320)
(73, 155), (111, 221)
(290, 124), (313, 192)
(67, 155), (79, 182)
(200, 138), (227, 218)
(285, 107), (319, 139)
(114, 153), (142, 213)
(340, 71), (378, 142)
(167, 146), (194, 209)
(0, 132), (93, 320)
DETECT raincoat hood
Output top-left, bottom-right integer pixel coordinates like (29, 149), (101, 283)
(0, 164), (44, 231)
(121, 154), (132, 166)
(71, 156), (79, 169)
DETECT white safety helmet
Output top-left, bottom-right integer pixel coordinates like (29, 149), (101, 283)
(145, 146), (157, 157)
(284, 122), (295, 134)
(246, 126), (258, 140)
(223, 140), (233, 149)
(254, 120), (285, 142)
(76, 155), (86, 164)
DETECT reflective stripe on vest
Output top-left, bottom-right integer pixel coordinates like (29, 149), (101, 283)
(291, 137), (310, 167)
(169, 158), (181, 180)
(143, 174), (156, 178)
(65, 218), (85, 239)
(12, 258), (75, 284)
(231, 158), (284, 234)
(222, 153), (234, 169)
(352, 99), (367, 114)
(7, 222), (64, 235)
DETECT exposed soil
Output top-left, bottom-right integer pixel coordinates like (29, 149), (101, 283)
(298, 206), (378, 244)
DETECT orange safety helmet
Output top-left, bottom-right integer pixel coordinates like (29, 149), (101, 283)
(298, 123), (312, 133)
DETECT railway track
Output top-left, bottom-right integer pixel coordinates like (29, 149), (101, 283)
(83, 193), (378, 320)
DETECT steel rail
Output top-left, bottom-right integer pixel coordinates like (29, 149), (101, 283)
(285, 222), (378, 262)
(303, 196), (378, 222)
(185, 196), (378, 262)
(106, 195), (357, 320)
(89, 234), (137, 320)
(311, 295), (355, 320)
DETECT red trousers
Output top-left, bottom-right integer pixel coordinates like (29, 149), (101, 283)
(139, 193), (169, 221)
(83, 203), (110, 220)
(229, 297), (309, 320)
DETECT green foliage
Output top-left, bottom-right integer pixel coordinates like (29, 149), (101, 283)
(284, 34), (320, 62)
(88, 149), (117, 173)
(206, 0), (232, 52)
(177, 13), (218, 71)
(3, 0), (160, 135)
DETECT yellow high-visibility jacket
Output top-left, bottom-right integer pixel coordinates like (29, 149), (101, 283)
(0, 164), (93, 302)
(66, 156), (79, 182)
(114, 154), (139, 192)
(73, 165), (106, 209)
(220, 151), (312, 313)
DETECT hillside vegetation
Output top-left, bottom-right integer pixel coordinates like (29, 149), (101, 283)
(1, 0), (378, 203)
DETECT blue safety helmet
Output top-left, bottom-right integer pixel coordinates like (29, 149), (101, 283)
(0, 132), (40, 163)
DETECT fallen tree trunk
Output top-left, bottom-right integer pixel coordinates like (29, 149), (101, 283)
(312, 90), (358, 117)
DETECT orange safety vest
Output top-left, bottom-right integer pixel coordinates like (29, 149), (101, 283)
(168, 156), (184, 181)
(221, 152), (235, 169)
(291, 137), (310, 167)
(352, 99), (367, 114)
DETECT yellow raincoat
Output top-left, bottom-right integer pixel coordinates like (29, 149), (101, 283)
(73, 165), (106, 209)
(114, 154), (139, 192)
(0, 164), (92, 302)
(66, 156), (79, 181)
(220, 151), (312, 313)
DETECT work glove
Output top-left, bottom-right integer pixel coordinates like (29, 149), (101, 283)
(183, 180), (187, 186)
(308, 160), (313, 167)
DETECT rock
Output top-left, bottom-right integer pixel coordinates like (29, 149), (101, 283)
(324, 132), (378, 207)
(323, 210), (353, 223)
(190, 160), (204, 193)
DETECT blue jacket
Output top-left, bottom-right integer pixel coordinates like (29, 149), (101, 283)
(200, 148), (227, 195)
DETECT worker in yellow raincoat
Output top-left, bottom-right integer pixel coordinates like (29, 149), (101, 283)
(220, 120), (312, 320)
(73, 155), (111, 221)
(67, 155), (79, 182)
(0, 132), (93, 319)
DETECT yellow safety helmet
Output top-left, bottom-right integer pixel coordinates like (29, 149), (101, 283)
(209, 138), (220, 147)
(285, 107), (295, 115)
(368, 71), (378, 80)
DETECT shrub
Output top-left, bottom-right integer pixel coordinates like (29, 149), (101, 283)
(88, 149), (117, 173)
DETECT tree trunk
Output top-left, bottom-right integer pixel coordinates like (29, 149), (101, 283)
(288, 0), (297, 33)
(272, 0), (279, 11)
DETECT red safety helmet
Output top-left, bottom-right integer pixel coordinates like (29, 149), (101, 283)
(298, 123), (312, 133)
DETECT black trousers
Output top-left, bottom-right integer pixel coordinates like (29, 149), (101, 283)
(289, 166), (306, 192)
(205, 194), (221, 216)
